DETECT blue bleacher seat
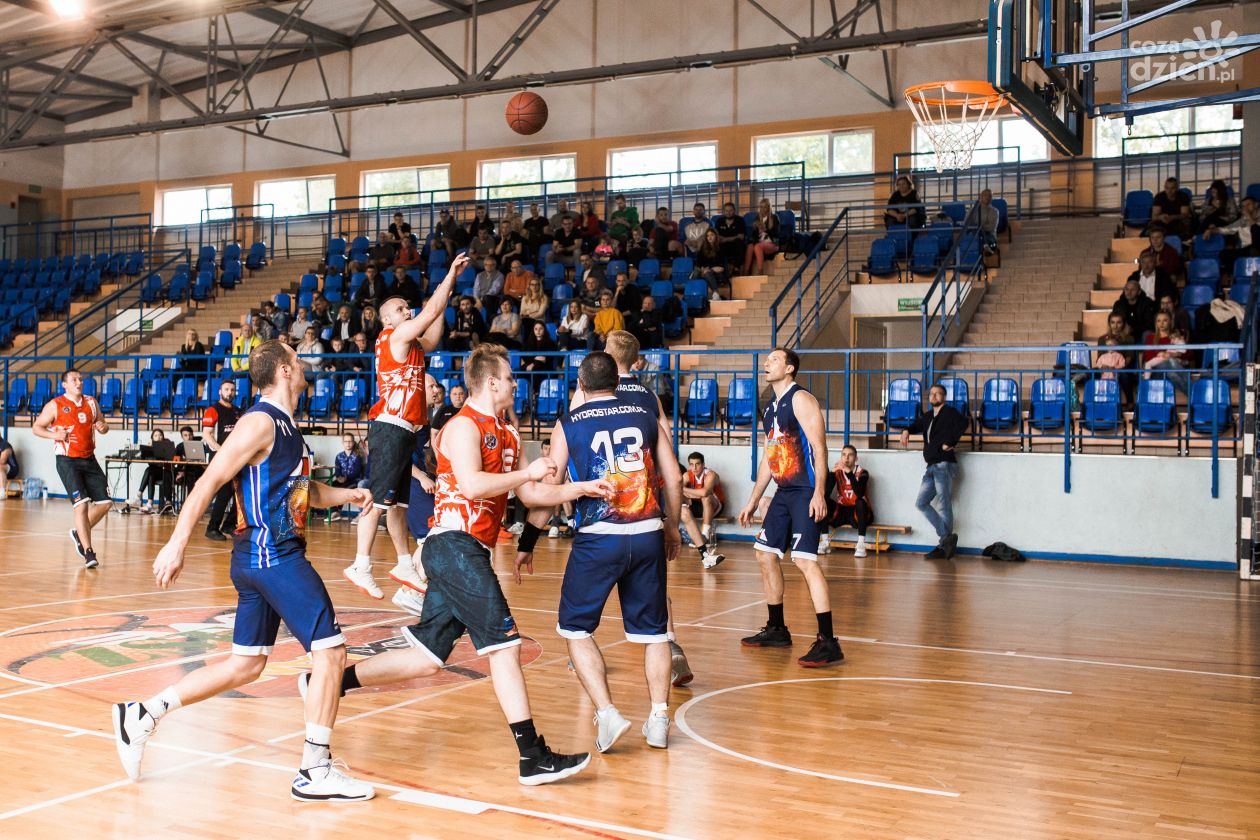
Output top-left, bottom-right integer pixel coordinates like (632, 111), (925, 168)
(938, 377), (970, 417)
(4, 378), (27, 413)
(990, 197), (1009, 234)
(535, 378), (565, 422)
(166, 273), (189, 301)
(866, 238), (898, 277)
(1182, 284), (1214, 329)
(232, 376), (250, 408)
(140, 273), (163, 303)
(1123, 190), (1154, 227)
(338, 379), (364, 417)
(663, 299), (687, 339)
(1135, 379), (1177, 436)
(941, 202), (966, 224)
(606, 260), (628, 282)
(670, 257), (694, 288)
(221, 259), (242, 289)
(80, 375), (97, 398)
(885, 378), (921, 430)
(121, 378), (142, 415)
(171, 378), (197, 414)
(725, 377), (756, 426)
(1188, 379), (1233, 435)
(145, 380), (171, 415)
(513, 379), (530, 417)
(550, 283), (574, 320)
(1055, 341), (1092, 371)
(682, 279), (709, 315)
(886, 224), (912, 259)
(910, 235), (940, 274)
(929, 222), (954, 256)
(1195, 233), (1225, 263)
(543, 263), (567, 293)
(198, 246), (216, 271)
(649, 280), (674, 309)
(307, 378), (334, 419)
(327, 238), (346, 260)
(1246, 183), (1260, 204)
(979, 377), (1020, 438)
(1080, 378), (1122, 433)
(245, 242), (267, 272)
(223, 243), (242, 264)
(1185, 258), (1220, 291)
(685, 378), (718, 425)
(637, 259), (661, 288)
(99, 378), (121, 413)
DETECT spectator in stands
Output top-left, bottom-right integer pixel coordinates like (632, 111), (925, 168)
(391, 265), (423, 308)
(576, 253), (604, 288)
(495, 215), (527, 265)
(519, 276), (549, 335)
(501, 259), (533, 305)
(1150, 176), (1193, 239)
(578, 201), (602, 246)
(608, 194), (640, 244)
(468, 227), (497, 270)
(578, 272), (604, 311)
(1207, 195), (1260, 268)
(593, 233), (617, 263)
(447, 295), (486, 352)
(351, 332), (372, 371)
(387, 212), (412, 248)
(295, 325), (325, 373)
(437, 208), (467, 254)
(626, 294), (663, 350)
(1112, 278), (1158, 338)
(1096, 312), (1138, 401)
(322, 337), (355, 374)
(353, 265), (387, 311)
(523, 202), (549, 260)
(884, 175), (925, 229)
(173, 426), (202, 496)
(714, 202), (746, 274)
(1143, 311), (1191, 394)
(487, 299), (522, 349)
(1158, 290), (1191, 337)
(546, 216), (582, 268)
(557, 300), (589, 350)
(252, 313), (276, 342)
(360, 305), (382, 344)
(0, 434), (18, 482)
(589, 289), (623, 350)
(426, 381), (447, 426)
(230, 319), (260, 372)
(309, 294), (333, 328)
(330, 433), (365, 520)
(472, 256), (505, 314)
(178, 329), (208, 379)
(823, 445), (873, 558)
(649, 207), (685, 259)
(1146, 229), (1183, 278)
(393, 236), (422, 269)
(289, 306), (312, 341)
(684, 203), (711, 253)
(695, 227), (726, 297)
(966, 189), (1000, 254)
(331, 303), (360, 343)
(611, 270), (642, 314)
(368, 232), (395, 271)
(900, 383), (967, 559)
(1095, 335), (1129, 383)
(268, 301), (291, 335)
(549, 199), (577, 233)
(1129, 250), (1175, 303)
(467, 204), (496, 240)
(1197, 179), (1240, 235)
(521, 321), (558, 372)
(743, 198), (780, 275)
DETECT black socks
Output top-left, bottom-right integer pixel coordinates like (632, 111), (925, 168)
(509, 718), (540, 756)
(767, 602), (786, 629)
(817, 611), (834, 639)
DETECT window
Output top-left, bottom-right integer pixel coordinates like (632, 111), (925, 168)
(607, 142), (717, 190)
(478, 154), (576, 200)
(912, 116), (1048, 169)
(1093, 104), (1243, 157)
(752, 129), (874, 179)
(256, 175), (336, 217)
(361, 165), (450, 207)
(160, 185), (232, 227)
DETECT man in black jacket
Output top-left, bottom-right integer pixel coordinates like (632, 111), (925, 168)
(1111, 278), (1158, 338)
(900, 383), (967, 559)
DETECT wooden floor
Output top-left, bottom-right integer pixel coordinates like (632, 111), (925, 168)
(0, 501), (1257, 839)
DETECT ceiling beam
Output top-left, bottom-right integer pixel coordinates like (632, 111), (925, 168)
(368, 0), (467, 80)
(0, 0), (50, 14)
(122, 32), (245, 73)
(247, 6), (352, 49)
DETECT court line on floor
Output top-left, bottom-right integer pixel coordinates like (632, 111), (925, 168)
(0, 584), (238, 615)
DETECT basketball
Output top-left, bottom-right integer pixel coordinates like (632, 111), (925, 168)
(505, 91), (548, 135)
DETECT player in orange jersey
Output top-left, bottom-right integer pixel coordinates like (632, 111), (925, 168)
(32, 367), (111, 569)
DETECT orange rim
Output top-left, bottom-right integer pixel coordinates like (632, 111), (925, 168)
(903, 80), (1005, 108)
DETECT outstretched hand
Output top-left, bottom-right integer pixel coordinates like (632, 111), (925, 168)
(574, 479), (614, 499)
(446, 253), (471, 281)
(153, 542), (185, 589)
(513, 551), (534, 584)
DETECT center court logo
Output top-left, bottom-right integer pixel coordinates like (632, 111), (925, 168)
(0, 606), (540, 699)
(1131, 21), (1238, 84)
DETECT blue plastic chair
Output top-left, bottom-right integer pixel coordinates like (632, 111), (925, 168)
(910, 235), (939, 274)
(685, 378), (718, 425)
(978, 377), (1020, 443)
(725, 377), (756, 426)
(1185, 258), (1220, 292)
(1134, 379), (1177, 437)
(866, 238), (898, 277)
(885, 378), (921, 430)
(682, 279), (709, 315)
(1027, 379), (1066, 436)
(1080, 378), (1122, 434)
(307, 378), (334, 419)
(535, 378), (566, 422)
(637, 259), (661, 288)
(1195, 233), (1225, 263)
(1123, 190), (1154, 227)
(938, 376), (970, 417)
(1188, 379), (1233, 436)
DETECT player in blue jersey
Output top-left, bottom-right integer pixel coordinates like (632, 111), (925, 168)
(111, 341), (377, 802)
(547, 352), (684, 752)
(737, 347), (843, 667)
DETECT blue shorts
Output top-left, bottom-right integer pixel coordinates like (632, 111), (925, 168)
(406, 478), (435, 540)
(229, 558), (345, 656)
(754, 486), (821, 561)
(558, 528), (668, 643)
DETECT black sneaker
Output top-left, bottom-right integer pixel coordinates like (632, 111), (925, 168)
(204, 529), (227, 541)
(68, 528), (85, 559)
(942, 533), (958, 559)
(797, 635), (843, 668)
(924, 546), (947, 560)
(740, 624), (792, 647)
(518, 738), (591, 786)
(84, 549), (99, 569)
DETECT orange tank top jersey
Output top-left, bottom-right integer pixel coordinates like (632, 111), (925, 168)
(685, 468), (724, 505)
(368, 327), (426, 429)
(51, 395), (100, 458)
(431, 402), (521, 549)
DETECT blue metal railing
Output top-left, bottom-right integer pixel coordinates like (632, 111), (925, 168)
(894, 145), (1027, 219)
(1117, 130), (1243, 204)
(921, 199), (986, 375)
(770, 209), (849, 348)
(196, 204), (282, 261)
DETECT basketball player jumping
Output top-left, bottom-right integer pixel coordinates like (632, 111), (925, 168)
(344, 253), (470, 600)
(112, 341), (376, 802)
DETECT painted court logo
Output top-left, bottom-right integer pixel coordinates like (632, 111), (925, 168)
(1132, 20), (1238, 84)
(0, 606), (540, 699)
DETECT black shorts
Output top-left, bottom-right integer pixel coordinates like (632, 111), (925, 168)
(827, 499), (872, 530)
(687, 496), (723, 520)
(403, 530), (521, 660)
(366, 420), (415, 509)
(55, 455), (109, 507)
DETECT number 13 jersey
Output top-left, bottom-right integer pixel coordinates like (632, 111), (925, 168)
(561, 395), (662, 534)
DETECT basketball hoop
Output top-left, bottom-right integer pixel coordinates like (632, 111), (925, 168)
(904, 80), (1007, 172)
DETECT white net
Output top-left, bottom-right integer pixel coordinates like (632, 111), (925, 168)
(904, 82), (1005, 172)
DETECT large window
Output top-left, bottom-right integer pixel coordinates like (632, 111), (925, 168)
(256, 175), (336, 217)
(607, 142), (717, 191)
(160, 185), (232, 227)
(913, 116), (1049, 170)
(1093, 104), (1243, 157)
(478, 154), (576, 200)
(361, 165), (450, 207)
(752, 129), (874, 179)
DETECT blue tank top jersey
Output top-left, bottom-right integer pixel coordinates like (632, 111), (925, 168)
(561, 395), (663, 534)
(615, 374), (660, 419)
(231, 399), (311, 568)
(761, 383), (816, 489)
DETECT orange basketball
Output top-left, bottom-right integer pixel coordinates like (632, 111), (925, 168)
(505, 91), (548, 135)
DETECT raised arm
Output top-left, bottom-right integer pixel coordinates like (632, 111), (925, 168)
(393, 253), (470, 353)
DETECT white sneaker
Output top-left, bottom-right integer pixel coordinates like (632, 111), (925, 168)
(387, 559), (427, 594)
(854, 541), (868, 558)
(817, 534), (832, 555)
(710, 291), (721, 301)
(701, 551), (725, 569)
(594, 707), (631, 753)
(508, 522), (524, 535)
(643, 713), (671, 749)
(291, 758), (375, 802)
(343, 563), (383, 600)
(391, 586), (425, 618)
(671, 649), (693, 687)
(548, 526), (560, 538)
(112, 701), (157, 781)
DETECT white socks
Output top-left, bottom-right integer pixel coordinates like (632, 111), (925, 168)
(353, 553), (371, 569)
(650, 702), (669, 719)
(395, 552), (411, 567)
(302, 723), (332, 769)
(144, 686), (182, 721)
(857, 535), (867, 546)
(595, 704), (620, 722)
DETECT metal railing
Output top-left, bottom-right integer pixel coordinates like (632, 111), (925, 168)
(921, 200), (986, 374)
(894, 145), (1028, 219)
(1117, 129), (1243, 205)
(770, 209), (849, 348)
(0, 212), (154, 265)
(197, 203), (280, 261)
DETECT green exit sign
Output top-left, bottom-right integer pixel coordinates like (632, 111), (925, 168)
(140, 319), (153, 330)
(897, 298), (922, 312)
(27, 185), (41, 194)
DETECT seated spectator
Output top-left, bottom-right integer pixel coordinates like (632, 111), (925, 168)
(965, 189), (1000, 253)
(252, 313), (277, 341)
(446, 295), (486, 352)
(268, 301), (291, 335)
(172, 426), (203, 495)
(391, 265), (424, 308)
(625, 295), (663, 350)
(259, 302), (284, 336)
(743, 198), (780, 274)
(393, 236), (422, 268)
(522, 202), (549, 260)
(178, 329), (208, 379)
(1, 431), (21, 481)
(608, 194), (640, 243)
(1129, 250), (1175, 303)
(309, 293), (333, 328)
(1197, 179), (1240, 235)
(368, 232), (395, 271)
(387, 212), (412, 248)
(1095, 335), (1129, 381)
(1112, 278), (1158, 338)
(549, 199), (577, 234)
(648, 207), (685, 259)
(467, 204), (496, 241)
(521, 321), (558, 372)
(330, 303), (361, 343)
(352, 266), (386, 311)
(1193, 293), (1243, 345)
(1158, 290), (1191, 338)
(360, 304), (382, 344)
(289, 306), (313, 341)
(1146, 228), (1183, 278)
(231, 320), (260, 371)
(322, 336), (355, 373)
(694, 228), (726, 297)
(518, 276), (549, 335)
(468, 227), (497, 270)
(546, 216), (582, 267)
(884, 175), (924, 228)
(576, 253), (604, 288)
(1150, 176), (1194, 239)
(578, 200), (602, 246)
(823, 445), (873, 557)
(684, 202), (711, 253)
(1143, 311), (1191, 394)
(351, 332), (372, 371)
(487, 298), (523, 349)
(611, 270), (642, 314)
(502, 258), (533, 304)
(295, 326), (325, 372)
(473, 257), (505, 313)
(714, 202), (746, 273)
(134, 429), (176, 513)
(331, 433), (364, 520)
(436, 207), (467, 254)
(594, 233), (618, 262)
(588, 290), (624, 350)
(578, 272), (604, 310)
(496, 215), (527, 265)
(1207, 195), (1260, 269)
(1096, 312), (1138, 401)
(556, 300), (590, 350)
(432, 384), (466, 429)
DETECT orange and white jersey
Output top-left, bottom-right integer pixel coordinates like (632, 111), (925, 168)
(368, 326), (426, 430)
(685, 467), (724, 506)
(50, 394), (100, 458)
(430, 400), (520, 549)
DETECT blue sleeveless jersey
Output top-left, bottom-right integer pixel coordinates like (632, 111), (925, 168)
(761, 383), (815, 489)
(561, 395), (663, 534)
(231, 400), (311, 568)
(616, 374), (660, 419)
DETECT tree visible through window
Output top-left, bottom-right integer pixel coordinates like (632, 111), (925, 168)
(256, 176), (336, 217)
(608, 143), (717, 191)
(1093, 105), (1243, 157)
(479, 155), (576, 200)
(362, 166), (450, 206)
(753, 130), (873, 179)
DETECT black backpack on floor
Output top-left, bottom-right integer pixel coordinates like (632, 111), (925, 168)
(982, 542), (1027, 562)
